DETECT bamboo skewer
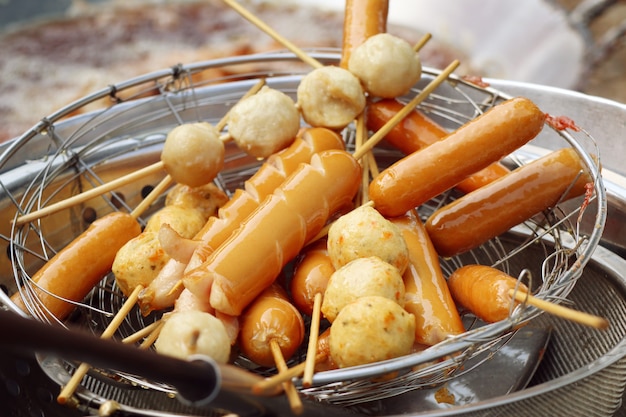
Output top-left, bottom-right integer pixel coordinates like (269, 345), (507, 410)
(15, 79), (266, 226)
(57, 284), (144, 404)
(302, 293), (322, 388)
(222, 0), (323, 70)
(352, 59), (460, 161)
(252, 353), (327, 395)
(509, 289), (609, 329)
(270, 339), (304, 415)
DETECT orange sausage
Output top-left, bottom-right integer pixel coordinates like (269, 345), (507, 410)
(289, 238), (334, 317)
(391, 210), (465, 346)
(238, 284), (305, 367)
(426, 147), (593, 258)
(11, 212), (141, 321)
(447, 265), (530, 323)
(369, 97), (546, 217)
(340, 0), (389, 68)
(139, 127), (344, 313)
(184, 149), (362, 316)
(366, 99), (511, 193)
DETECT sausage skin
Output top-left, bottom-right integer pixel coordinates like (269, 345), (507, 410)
(366, 99), (511, 193)
(184, 149), (362, 316)
(426, 147), (593, 257)
(11, 212), (141, 321)
(238, 285), (305, 367)
(391, 210), (465, 346)
(447, 265), (529, 323)
(139, 127), (344, 313)
(340, 0), (389, 68)
(289, 238), (334, 317)
(369, 97), (546, 217)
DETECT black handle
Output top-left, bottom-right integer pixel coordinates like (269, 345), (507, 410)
(0, 309), (219, 406)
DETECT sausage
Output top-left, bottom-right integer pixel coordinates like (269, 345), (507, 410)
(184, 149), (362, 316)
(447, 265), (530, 323)
(238, 284), (305, 367)
(366, 99), (511, 193)
(10, 212), (141, 321)
(340, 0), (389, 68)
(138, 127), (344, 314)
(391, 209), (465, 346)
(369, 97), (546, 217)
(425, 147), (593, 258)
(289, 238), (334, 317)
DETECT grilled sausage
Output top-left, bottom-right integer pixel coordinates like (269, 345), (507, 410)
(184, 149), (362, 316)
(369, 97), (546, 217)
(426, 147), (594, 257)
(11, 212), (141, 321)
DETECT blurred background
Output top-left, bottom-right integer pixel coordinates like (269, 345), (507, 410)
(1, 0), (625, 143)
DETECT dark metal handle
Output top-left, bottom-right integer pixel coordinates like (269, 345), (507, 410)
(0, 309), (220, 406)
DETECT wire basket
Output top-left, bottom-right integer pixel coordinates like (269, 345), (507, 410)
(0, 50), (607, 412)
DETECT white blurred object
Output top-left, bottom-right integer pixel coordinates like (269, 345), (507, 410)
(278, 0), (588, 89)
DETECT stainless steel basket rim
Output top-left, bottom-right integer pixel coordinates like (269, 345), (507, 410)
(0, 50), (610, 406)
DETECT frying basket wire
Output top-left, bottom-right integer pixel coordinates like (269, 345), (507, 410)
(0, 50), (607, 411)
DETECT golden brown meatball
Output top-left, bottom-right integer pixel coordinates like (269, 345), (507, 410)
(112, 232), (169, 296)
(165, 183), (228, 220)
(321, 256), (405, 323)
(144, 205), (206, 239)
(327, 205), (409, 274)
(329, 296), (415, 368)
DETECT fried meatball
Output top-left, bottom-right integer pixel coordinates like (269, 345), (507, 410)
(329, 296), (415, 368)
(161, 122), (225, 187)
(228, 86), (300, 158)
(144, 205), (206, 239)
(155, 310), (231, 364)
(327, 205), (409, 274)
(112, 231), (169, 296)
(165, 183), (228, 220)
(297, 66), (366, 129)
(321, 256), (405, 323)
(348, 33), (422, 98)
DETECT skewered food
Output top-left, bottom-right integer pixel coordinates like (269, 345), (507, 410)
(326, 205), (409, 273)
(10, 212), (141, 321)
(161, 122), (225, 188)
(447, 265), (530, 323)
(296, 66), (366, 129)
(391, 209), (465, 346)
(369, 97), (546, 217)
(155, 310), (231, 364)
(329, 295), (415, 368)
(228, 86), (300, 158)
(238, 285), (305, 367)
(321, 256), (405, 323)
(184, 149), (362, 316)
(426, 147), (594, 257)
(366, 98), (511, 193)
(348, 33), (422, 98)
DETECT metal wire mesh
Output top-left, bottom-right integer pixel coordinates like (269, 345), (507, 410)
(0, 51), (607, 411)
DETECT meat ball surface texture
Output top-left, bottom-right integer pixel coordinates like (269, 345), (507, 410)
(297, 66), (366, 129)
(112, 232), (169, 297)
(329, 296), (415, 368)
(155, 310), (231, 363)
(327, 205), (409, 274)
(348, 33), (422, 98)
(228, 86), (300, 158)
(164, 183), (228, 220)
(321, 256), (405, 323)
(144, 205), (207, 239)
(161, 122), (225, 187)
